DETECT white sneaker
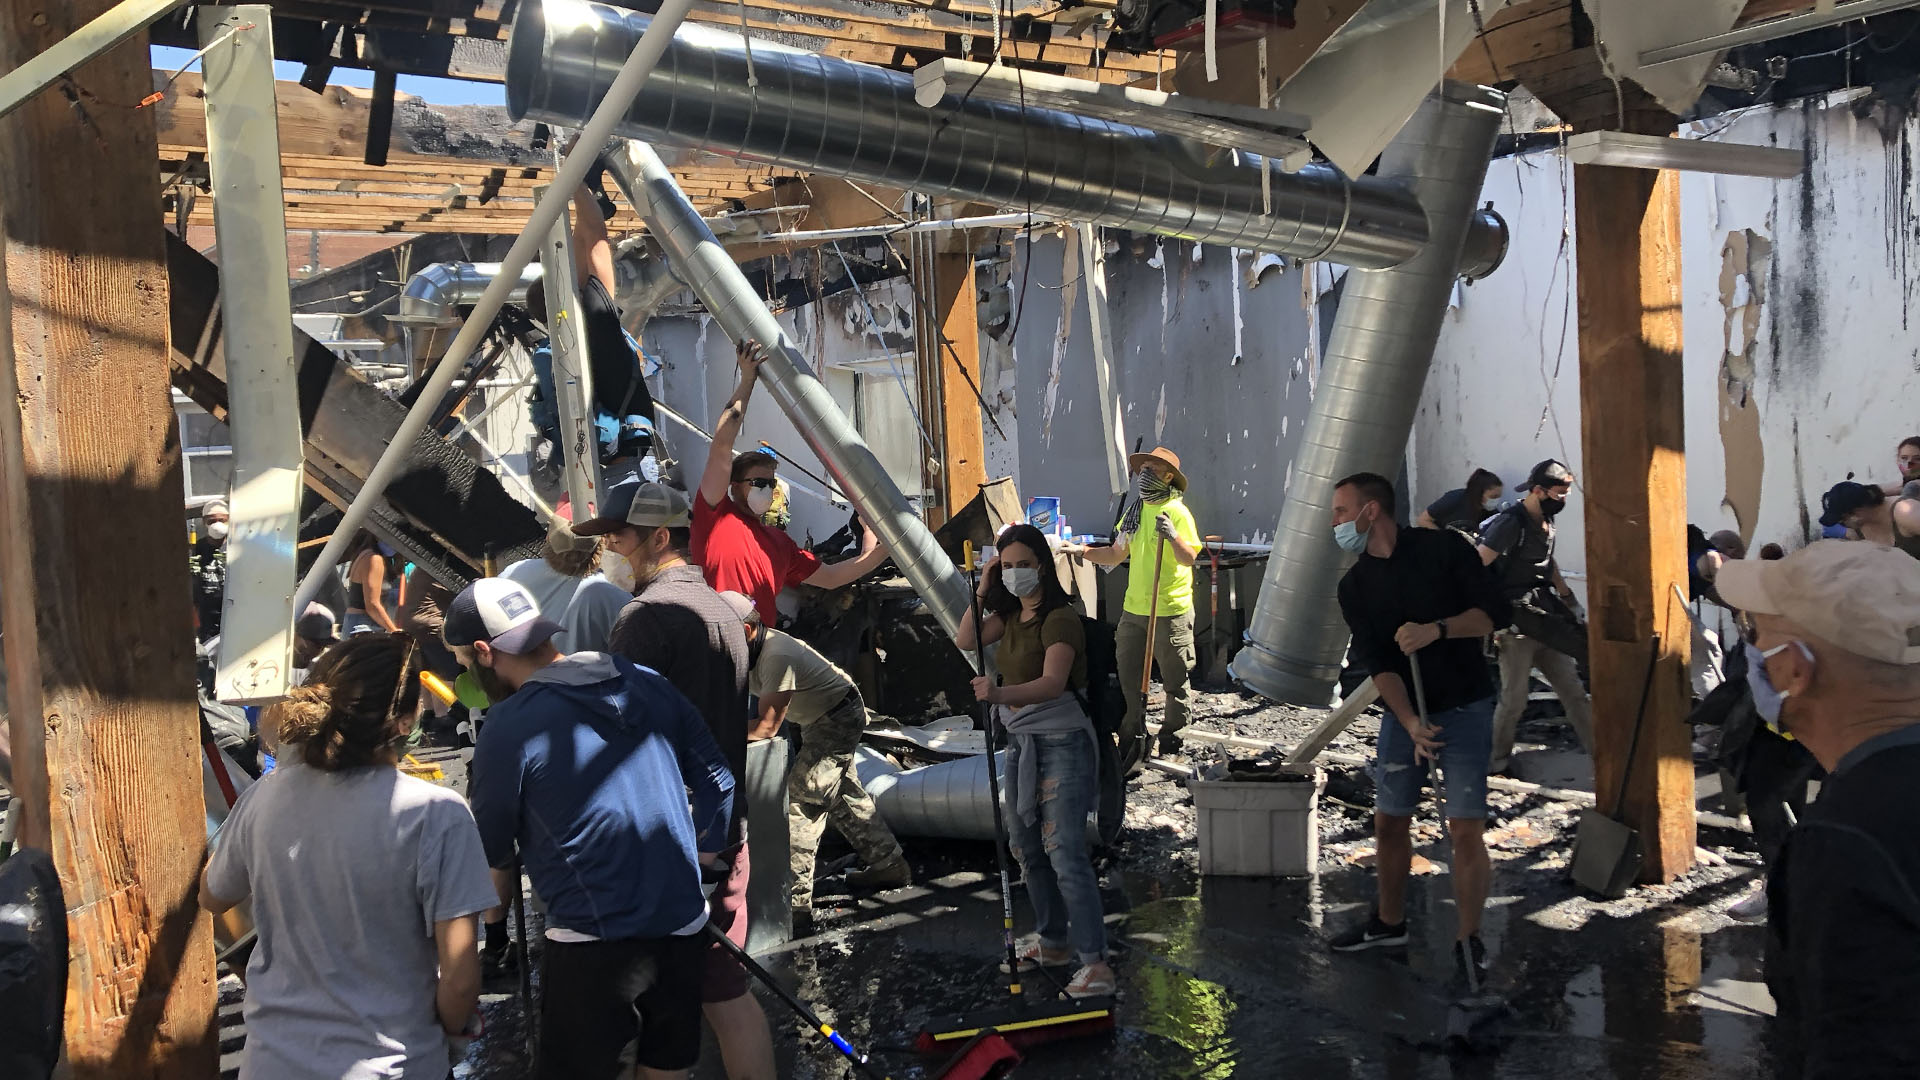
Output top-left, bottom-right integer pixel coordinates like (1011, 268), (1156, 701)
(1729, 881), (1768, 920)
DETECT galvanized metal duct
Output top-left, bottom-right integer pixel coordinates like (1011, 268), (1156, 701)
(395, 261), (543, 326)
(394, 253), (685, 327)
(606, 140), (976, 643)
(1231, 82), (1506, 706)
(504, 0), (1507, 276)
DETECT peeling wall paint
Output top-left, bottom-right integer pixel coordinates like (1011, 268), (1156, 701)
(1417, 87), (1920, 585)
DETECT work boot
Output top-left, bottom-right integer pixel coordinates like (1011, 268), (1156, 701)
(480, 944), (519, 986)
(844, 854), (912, 892)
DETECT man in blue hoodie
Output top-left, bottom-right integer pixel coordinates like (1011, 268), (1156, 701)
(453, 578), (734, 1080)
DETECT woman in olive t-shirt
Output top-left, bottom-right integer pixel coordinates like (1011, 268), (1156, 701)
(956, 523), (1114, 996)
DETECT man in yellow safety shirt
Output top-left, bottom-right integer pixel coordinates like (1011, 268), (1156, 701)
(1066, 446), (1202, 774)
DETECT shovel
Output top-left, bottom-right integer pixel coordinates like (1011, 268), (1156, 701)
(1571, 634), (1663, 899)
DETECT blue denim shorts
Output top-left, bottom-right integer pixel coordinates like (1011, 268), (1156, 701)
(1372, 694), (1494, 820)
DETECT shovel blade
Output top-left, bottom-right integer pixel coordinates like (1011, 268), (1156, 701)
(1571, 809), (1643, 898)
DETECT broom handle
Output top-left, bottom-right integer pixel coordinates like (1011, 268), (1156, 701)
(1141, 539), (1165, 698)
(967, 543), (1025, 1000)
(705, 923), (892, 1080)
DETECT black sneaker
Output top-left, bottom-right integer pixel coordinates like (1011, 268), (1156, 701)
(480, 945), (519, 984)
(1453, 935), (1490, 994)
(1330, 913), (1409, 952)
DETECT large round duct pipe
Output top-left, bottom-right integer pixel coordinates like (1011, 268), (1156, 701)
(504, 0), (1507, 277)
(1231, 82), (1506, 706)
(393, 261), (544, 326)
(608, 140), (976, 644)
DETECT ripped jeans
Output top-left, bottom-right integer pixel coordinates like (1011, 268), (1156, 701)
(1004, 730), (1107, 965)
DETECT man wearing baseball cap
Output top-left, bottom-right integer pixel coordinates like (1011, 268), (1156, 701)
(577, 476), (775, 1080)
(694, 340), (892, 626)
(1064, 446), (1204, 772)
(499, 514), (630, 654)
(1716, 541), (1920, 1076)
(1475, 459), (1593, 773)
(454, 578), (735, 1080)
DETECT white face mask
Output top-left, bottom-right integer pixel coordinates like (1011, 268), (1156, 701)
(601, 548), (637, 593)
(205, 520), (230, 542)
(1003, 566), (1042, 597)
(745, 486), (776, 517)
(1483, 496), (1501, 512)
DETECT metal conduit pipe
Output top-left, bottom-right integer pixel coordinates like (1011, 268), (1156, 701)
(1231, 82), (1505, 706)
(607, 140), (976, 645)
(504, 0), (1508, 276)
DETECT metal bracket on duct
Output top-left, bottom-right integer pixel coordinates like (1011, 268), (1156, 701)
(1231, 82), (1506, 707)
(502, 0), (1507, 277)
(604, 140), (977, 646)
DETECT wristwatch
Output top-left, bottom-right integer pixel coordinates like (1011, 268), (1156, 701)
(1435, 617), (1449, 640)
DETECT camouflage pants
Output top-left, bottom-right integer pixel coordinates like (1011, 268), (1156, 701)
(789, 690), (903, 907)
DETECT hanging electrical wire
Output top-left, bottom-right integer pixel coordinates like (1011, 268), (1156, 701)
(828, 240), (941, 456)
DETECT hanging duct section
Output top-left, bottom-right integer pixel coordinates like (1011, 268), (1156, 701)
(1231, 82), (1506, 706)
(504, 0), (1506, 276)
(606, 140), (976, 642)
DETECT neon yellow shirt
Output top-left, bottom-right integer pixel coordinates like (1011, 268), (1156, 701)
(1123, 496), (1200, 616)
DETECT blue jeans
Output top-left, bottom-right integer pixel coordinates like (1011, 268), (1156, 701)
(1003, 731), (1107, 965)
(341, 612), (380, 636)
(1373, 694), (1495, 820)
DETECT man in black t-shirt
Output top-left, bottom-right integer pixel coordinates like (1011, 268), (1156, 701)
(1326, 472), (1511, 989)
(1715, 542), (1920, 1078)
(1475, 460), (1593, 773)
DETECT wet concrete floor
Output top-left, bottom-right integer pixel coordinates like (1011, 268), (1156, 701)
(458, 839), (1772, 1080)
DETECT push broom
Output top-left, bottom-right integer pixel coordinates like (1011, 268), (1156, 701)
(913, 541), (1117, 1074)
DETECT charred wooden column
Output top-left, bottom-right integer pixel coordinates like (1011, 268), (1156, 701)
(1574, 157), (1696, 884)
(0, 0), (218, 1072)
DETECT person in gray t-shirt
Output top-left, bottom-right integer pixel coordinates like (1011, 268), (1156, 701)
(201, 634), (497, 1080)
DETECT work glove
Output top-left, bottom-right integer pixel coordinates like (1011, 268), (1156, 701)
(1155, 512), (1177, 541)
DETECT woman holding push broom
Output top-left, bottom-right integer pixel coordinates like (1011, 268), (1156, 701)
(1065, 446), (1204, 774)
(957, 523), (1117, 998)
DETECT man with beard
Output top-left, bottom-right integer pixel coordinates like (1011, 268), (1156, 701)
(456, 577), (734, 1080)
(574, 476), (775, 1080)
(1475, 460), (1594, 773)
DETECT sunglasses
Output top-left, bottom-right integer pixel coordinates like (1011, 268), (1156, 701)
(739, 477), (777, 490)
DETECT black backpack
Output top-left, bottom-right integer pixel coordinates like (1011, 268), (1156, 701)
(1073, 615), (1125, 741)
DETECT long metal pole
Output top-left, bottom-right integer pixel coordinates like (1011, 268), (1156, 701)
(1640, 0), (1920, 67)
(607, 139), (975, 646)
(0, 0), (188, 120)
(292, 0), (696, 612)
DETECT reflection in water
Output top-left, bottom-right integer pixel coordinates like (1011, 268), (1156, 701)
(1126, 897), (1238, 1078)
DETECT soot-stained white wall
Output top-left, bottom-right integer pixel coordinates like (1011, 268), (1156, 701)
(993, 232), (1328, 544)
(1417, 87), (1920, 587)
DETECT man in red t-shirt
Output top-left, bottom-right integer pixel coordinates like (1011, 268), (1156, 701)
(694, 341), (892, 624)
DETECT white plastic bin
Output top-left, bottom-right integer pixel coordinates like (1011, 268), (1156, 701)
(1188, 769), (1325, 877)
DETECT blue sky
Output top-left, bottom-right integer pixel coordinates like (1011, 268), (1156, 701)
(150, 44), (506, 106)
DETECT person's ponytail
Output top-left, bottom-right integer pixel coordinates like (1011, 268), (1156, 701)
(265, 632), (420, 771)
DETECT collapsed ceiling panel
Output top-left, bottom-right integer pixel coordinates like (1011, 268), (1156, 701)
(1587, 0), (1748, 115)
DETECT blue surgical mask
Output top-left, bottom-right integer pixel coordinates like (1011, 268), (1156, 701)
(1333, 518), (1369, 554)
(1745, 640), (1809, 734)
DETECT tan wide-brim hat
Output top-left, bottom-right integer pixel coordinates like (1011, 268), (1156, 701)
(1127, 446), (1188, 491)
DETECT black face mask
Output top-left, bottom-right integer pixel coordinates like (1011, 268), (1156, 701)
(1539, 495), (1566, 519)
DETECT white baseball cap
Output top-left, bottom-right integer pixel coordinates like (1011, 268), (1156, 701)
(443, 578), (564, 655)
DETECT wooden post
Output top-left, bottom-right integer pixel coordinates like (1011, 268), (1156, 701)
(0, 1), (219, 1073)
(1575, 160), (1696, 884)
(912, 245), (988, 527)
